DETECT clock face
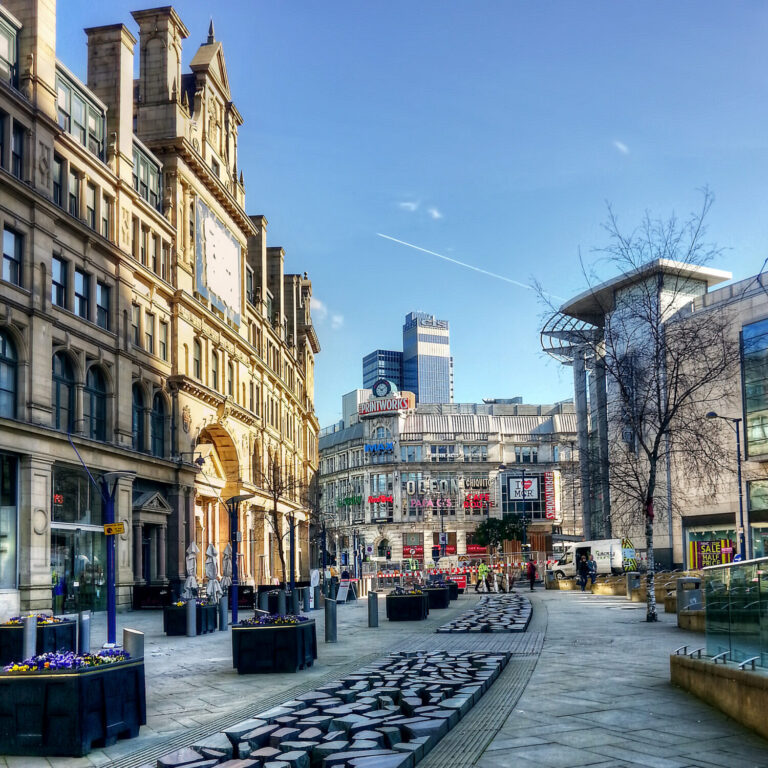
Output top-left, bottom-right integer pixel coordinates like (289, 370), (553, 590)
(373, 379), (391, 398)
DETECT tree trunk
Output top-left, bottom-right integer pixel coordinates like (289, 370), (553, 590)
(271, 505), (287, 587)
(645, 498), (658, 622)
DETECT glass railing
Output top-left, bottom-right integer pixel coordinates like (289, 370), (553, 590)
(704, 557), (768, 667)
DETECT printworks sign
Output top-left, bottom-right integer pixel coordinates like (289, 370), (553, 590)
(689, 539), (735, 569)
(358, 395), (412, 418)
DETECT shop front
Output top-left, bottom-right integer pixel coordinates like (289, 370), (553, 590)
(0, 452), (18, 618)
(685, 526), (736, 569)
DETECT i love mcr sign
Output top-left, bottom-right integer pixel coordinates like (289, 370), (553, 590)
(509, 477), (538, 500)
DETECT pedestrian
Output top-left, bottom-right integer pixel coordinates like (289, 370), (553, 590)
(475, 562), (489, 593)
(577, 555), (590, 592)
(501, 570), (509, 593)
(526, 559), (537, 591)
(587, 554), (598, 587)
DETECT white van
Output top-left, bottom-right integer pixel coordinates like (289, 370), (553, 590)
(550, 539), (624, 579)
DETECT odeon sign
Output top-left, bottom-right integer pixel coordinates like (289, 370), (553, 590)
(358, 397), (410, 418)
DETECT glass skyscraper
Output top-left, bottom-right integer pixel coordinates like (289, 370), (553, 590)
(362, 350), (403, 390)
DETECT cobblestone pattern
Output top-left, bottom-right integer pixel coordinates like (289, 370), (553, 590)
(435, 594), (532, 634)
(148, 650), (511, 768)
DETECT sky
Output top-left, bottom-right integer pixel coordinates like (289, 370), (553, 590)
(57, 1), (768, 426)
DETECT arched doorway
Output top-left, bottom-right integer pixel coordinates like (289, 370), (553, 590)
(377, 538), (391, 558)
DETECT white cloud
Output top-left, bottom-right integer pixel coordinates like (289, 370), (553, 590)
(613, 140), (629, 155)
(331, 314), (344, 330)
(312, 297), (328, 321)
(399, 201), (419, 212)
(427, 207), (443, 220)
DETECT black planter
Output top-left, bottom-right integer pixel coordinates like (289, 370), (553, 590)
(445, 581), (459, 600)
(228, 585), (255, 610)
(385, 594), (429, 621)
(132, 585), (173, 609)
(0, 621), (77, 666)
(162, 605), (217, 636)
(0, 660), (146, 756)
(425, 586), (451, 609)
(231, 620), (317, 673)
(267, 591), (281, 614)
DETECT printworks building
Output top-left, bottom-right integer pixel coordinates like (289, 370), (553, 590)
(0, 3), (320, 617)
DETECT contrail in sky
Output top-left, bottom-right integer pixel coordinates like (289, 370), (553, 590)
(376, 233), (563, 301)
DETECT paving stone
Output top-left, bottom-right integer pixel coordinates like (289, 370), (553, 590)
(347, 755), (414, 768)
(244, 724), (281, 748)
(297, 727), (323, 741)
(322, 748), (399, 767)
(250, 746), (283, 761)
(278, 750), (310, 768)
(269, 726), (301, 747)
(225, 719), (268, 745)
(278, 740), (319, 753)
(217, 760), (260, 768)
(157, 747), (205, 767)
(311, 740), (350, 764)
(193, 732), (234, 760)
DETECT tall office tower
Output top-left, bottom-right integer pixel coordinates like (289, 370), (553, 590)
(362, 350), (403, 389)
(402, 312), (453, 403)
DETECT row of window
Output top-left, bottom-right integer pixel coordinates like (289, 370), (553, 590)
(132, 144), (162, 211)
(0, 111), (26, 179)
(131, 304), (169, 361)
(56, 72), (105, 161)
(52, 155), (113, 237)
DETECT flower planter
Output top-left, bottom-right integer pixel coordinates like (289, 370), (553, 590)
(0, 659), (146, 756)
(231, 619), (317, 673)
(0, 620), (77, 666)
(162, 604), (217, 636)
(425, 586), (451, 609)
(385, 593), (429, 621)
(435, 581), (459, 600)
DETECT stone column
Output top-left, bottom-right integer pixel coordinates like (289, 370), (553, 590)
(158, 525), (167, 583)
(573, 348), (592, 539)
(133, 523), (144, 584)
(115, 475), (134, 608)
(149, 527), (158, 583)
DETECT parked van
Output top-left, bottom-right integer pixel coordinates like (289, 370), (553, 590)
(550, 539), (624, 579)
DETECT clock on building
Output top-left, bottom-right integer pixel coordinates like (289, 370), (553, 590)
(372, 379), (392, 398)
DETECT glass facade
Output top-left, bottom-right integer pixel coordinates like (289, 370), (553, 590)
(362, 349), (402, 390)
(742, 318), (768, 457)
(0, 452), (17, 590)
(402, 312), (451, 403)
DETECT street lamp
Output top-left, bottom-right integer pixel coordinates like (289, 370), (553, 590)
(100, 470), (137, 645)
(706, 411), (747, 560)
(226, 493), (254, 625)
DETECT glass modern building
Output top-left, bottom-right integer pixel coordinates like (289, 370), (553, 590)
(362, 349), (403, 390)
(402, 312), (453, 403)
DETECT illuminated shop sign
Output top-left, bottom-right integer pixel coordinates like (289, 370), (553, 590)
(365, 442), (394, 454)
(337, 496), (363, 507)
(358, 397), (411, 418)
(463, 477), (490, 489)
(466, 543), (487, 554)
(409, 497), (453, 509)
(406, 478), (459, 495)
(368, 495), (393, 504)
(544, 472), (556, 520)
(464, 493), (490, 510)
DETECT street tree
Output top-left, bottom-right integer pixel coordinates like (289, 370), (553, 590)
(541, 190), (740, 621)
(473, 516), (526, 556)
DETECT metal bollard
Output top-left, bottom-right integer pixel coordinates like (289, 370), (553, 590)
(313, 585), (321, 610)
(77, 610), (91, 654)
(368, 591), (379, 628)
(258, 590), (268, 611)
(278, 589), (287, 615)
(218, 598), (228, 631)
(303, 587), (311, 612)
(186, 598), (197, 637)
(290, 589), (300, 615)
(324, 598), (337, 643)
(22, 615), (37, 660)
(123, 628), (144, 659)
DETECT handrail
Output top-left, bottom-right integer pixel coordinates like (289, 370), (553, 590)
(687, 648), (704, 659)
(712, 651), (729, 664)
(674, 645), (688, 656)
(738, 657), (759, 671)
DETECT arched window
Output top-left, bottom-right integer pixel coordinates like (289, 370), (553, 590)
(0, 330), (17, 418)
(376, 426), (392, 439)
(52, 352), (74, 432)
(193, 339), (201, 380)
(377, 538), (390, 558)
(151, 392), (165, 457)
(132, 384), (145, 451)
(227, 362), (234, 396)
(84, 367), (107, 441)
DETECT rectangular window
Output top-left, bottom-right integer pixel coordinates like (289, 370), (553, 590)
(152, 235), (159, 274)
(463, 445), (488, 462)
(132, 144), (161, 210)
(742, 318), (768, 457)
(131, 304), (140, 346)
(51, 256), (67, 308)
(211, 352), (219, 390)
(515, 446), (538, 464)
(101, 195), (111, 239)
(159, 320), (168, 361)
(53, 155), (63, 206)
(161, 243), (169, 281)
(68, 169), (79, 217)
(56, 73), (105, 161)
(11, 122), (23, 178)
(0, 113), (4, 171)
(0, 18), (18, 87)
(86, 183), (96, 229)
(140, 228), (147, 266)
(74, 268), (89, 319)
(96, 282), (110, 330)
(145, 312), (154, 353)
(2, 228), (21, 286)
(246, 267), (254, 305)
(430, 445), (453, 462)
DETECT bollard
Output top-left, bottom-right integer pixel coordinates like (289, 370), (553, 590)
(123, 628), (144, 660)
(277, 589), (287, 615)
(303, 587), (311, 612)
(258, 590), (268, 611)
(186, 598), (197, 637)
(290, 589), (300, 615)
(324, 598), (337, 643)
(368, 591), (379, 628)
(22, 615), (37, 660)
(218, 598), (228, 631)
(313, 585), (321, 610)
(77, 610), (91, 654)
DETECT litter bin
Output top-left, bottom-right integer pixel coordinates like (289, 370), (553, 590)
(626, 571), (641, 601)
(676, 577), (702, 611)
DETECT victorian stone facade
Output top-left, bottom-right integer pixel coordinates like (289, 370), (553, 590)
(0, 2), (319, 618)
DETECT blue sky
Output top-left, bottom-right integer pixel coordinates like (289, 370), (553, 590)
(58, 2), (768, 426)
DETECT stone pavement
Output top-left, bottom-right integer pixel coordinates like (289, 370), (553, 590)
(2, 588), (767, 767)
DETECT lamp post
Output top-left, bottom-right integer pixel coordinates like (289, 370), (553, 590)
(226, 493), (255, 625)
(706, 412), (747, 560)
(100, 471), (137, 645)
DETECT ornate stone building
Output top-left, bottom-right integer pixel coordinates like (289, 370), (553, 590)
(0, 1), (319, 618)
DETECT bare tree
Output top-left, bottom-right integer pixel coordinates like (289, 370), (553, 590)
(541, 190), (740, 621)
(253, 449), (308, 588)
